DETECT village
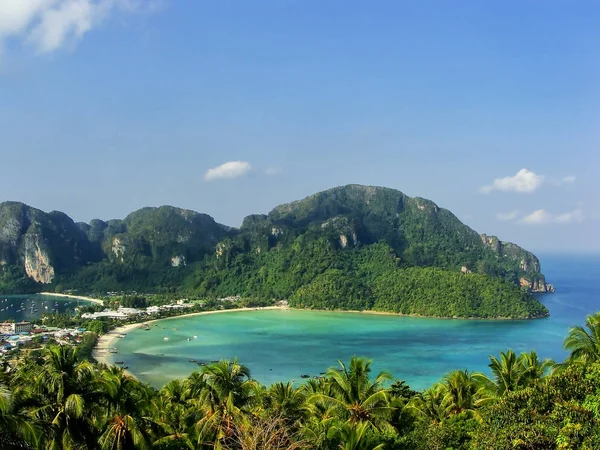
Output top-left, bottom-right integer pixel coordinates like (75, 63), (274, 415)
(0, 300), (196, 362)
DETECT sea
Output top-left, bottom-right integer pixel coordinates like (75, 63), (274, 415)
(73, 254), (600, 389)
(0, 294), (90, 322)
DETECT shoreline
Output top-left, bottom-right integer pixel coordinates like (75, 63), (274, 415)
(92, 305), (543, 376)
(92, 306), (285, 373)
(38, 292), (104, 305)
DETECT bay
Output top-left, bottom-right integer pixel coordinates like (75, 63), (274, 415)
(112, 254), (600, 390)
(0, 294), (91, 322)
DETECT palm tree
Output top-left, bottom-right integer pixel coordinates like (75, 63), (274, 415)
(564, 312), (600, 364)
(98, 414), (149, 450)
(520, 350), (554, 383)
(184, 371), (207, 400)
(265, 382), (309, 428)
(98, 367), (152, 450)
(27, 345), (106, 449)
(330, 421), (384, 450)
(0, 381), (39, 449)
(441, 369), (489, 420)
(475, 350), (526, 397)
(309, 356), (393, 430)
(407, 384), (449, 423)
(196, 359), (259, 446)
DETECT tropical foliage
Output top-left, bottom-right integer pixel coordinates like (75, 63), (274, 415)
(1, 185), (550, 319)
(2, 312), (600, 449)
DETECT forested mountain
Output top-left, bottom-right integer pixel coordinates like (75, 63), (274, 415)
(0, 185), (552, 318)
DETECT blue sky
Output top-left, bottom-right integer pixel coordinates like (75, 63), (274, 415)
(0, 1), (598, 253)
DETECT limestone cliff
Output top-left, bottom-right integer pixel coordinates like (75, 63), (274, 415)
(0, 185), (554, 297)
(480, 233), (552, 292)
(23, 232), (55, 283)
(0, 202), (95, 290)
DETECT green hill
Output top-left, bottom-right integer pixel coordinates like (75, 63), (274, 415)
(0, 185), (552, 318)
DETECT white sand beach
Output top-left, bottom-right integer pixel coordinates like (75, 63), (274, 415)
(92, 306), (286, 370)
(39, 292), (104, 305)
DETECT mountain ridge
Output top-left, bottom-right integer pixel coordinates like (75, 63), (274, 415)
(0, 185), (552, 318)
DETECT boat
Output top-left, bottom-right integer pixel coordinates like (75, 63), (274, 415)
(115, 361), (124, 364)
(193, 335), (198, 339)
(187, 338), (190, 341)
(163, 337), (169, 341)
(197, 362), (206, 366)
(300, 374), (310, 379)
(210, 360), (219, 363)
(189, 359), (197, 363)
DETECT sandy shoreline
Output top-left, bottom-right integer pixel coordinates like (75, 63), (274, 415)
(39, 292), (104, 305)
(92, 306), (285, 372)
(91, 305), (532, 377)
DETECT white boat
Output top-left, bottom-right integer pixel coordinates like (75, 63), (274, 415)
(193, 335), (198, 339)
(163, 337), (169, 341)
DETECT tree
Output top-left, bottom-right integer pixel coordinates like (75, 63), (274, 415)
(440, 369), (489, 421)
(564, 311), (600, 364)
(310, 356), (393, 430)
(264, 382), (309, 428)
(520, 350), (554, 384)
(97, 366), (152, 450)
(26, 345), (105, 449)
(0, 381), (38, 449)
(196, 359), (259, 445)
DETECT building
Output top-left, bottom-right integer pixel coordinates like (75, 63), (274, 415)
(0, 322), (32, 334)
(81, 310), (128, 320)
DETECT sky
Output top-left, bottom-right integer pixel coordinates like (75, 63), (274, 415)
(0, 1), (599, 253)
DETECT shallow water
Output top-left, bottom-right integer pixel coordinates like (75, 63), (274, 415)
(111, 254), (600, 390)
(0, 294), (90, 322)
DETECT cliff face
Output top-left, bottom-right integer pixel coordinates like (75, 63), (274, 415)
(0, 202), (94, 286)
(23, 231), (55, 283)
(0, 185), (553, 295)
(480, 233), (553, 291)
(264, 185), (548, 290)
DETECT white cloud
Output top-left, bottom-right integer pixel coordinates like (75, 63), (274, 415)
(0, 0), (158, 59)
(554, 208), (584, 224)
(480, 168), (544, 194)
(204, 161), (252, 182)
(264, 167), (283, 176)
(521, 209), (552, 225)
(548, 175), (577, 186)
(561, 175), (576, 184)
(496, 210), (520, 221)
(520, 208), (584, 225)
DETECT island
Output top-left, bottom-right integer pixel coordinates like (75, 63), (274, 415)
(0, 184), (552, 319)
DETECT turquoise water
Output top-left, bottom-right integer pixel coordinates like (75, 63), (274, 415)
(111, 254), (600, 390)
(0, 294), (90, 322)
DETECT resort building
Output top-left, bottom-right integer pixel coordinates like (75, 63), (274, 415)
(0, 321), (32, 334)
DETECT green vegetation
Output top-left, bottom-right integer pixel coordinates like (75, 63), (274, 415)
(1, 312), (600, 449)
(184, 242), (547, 318)
(0, 185), (552, 318)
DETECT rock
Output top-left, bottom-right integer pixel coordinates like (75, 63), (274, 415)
(170, 255), (186, 267)
(23, 233), (54, 283)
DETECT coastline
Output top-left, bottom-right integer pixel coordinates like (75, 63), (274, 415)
(91, 304), (546, 377)
(92, 306), (285, 373)
(39, 292), (104, 305)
